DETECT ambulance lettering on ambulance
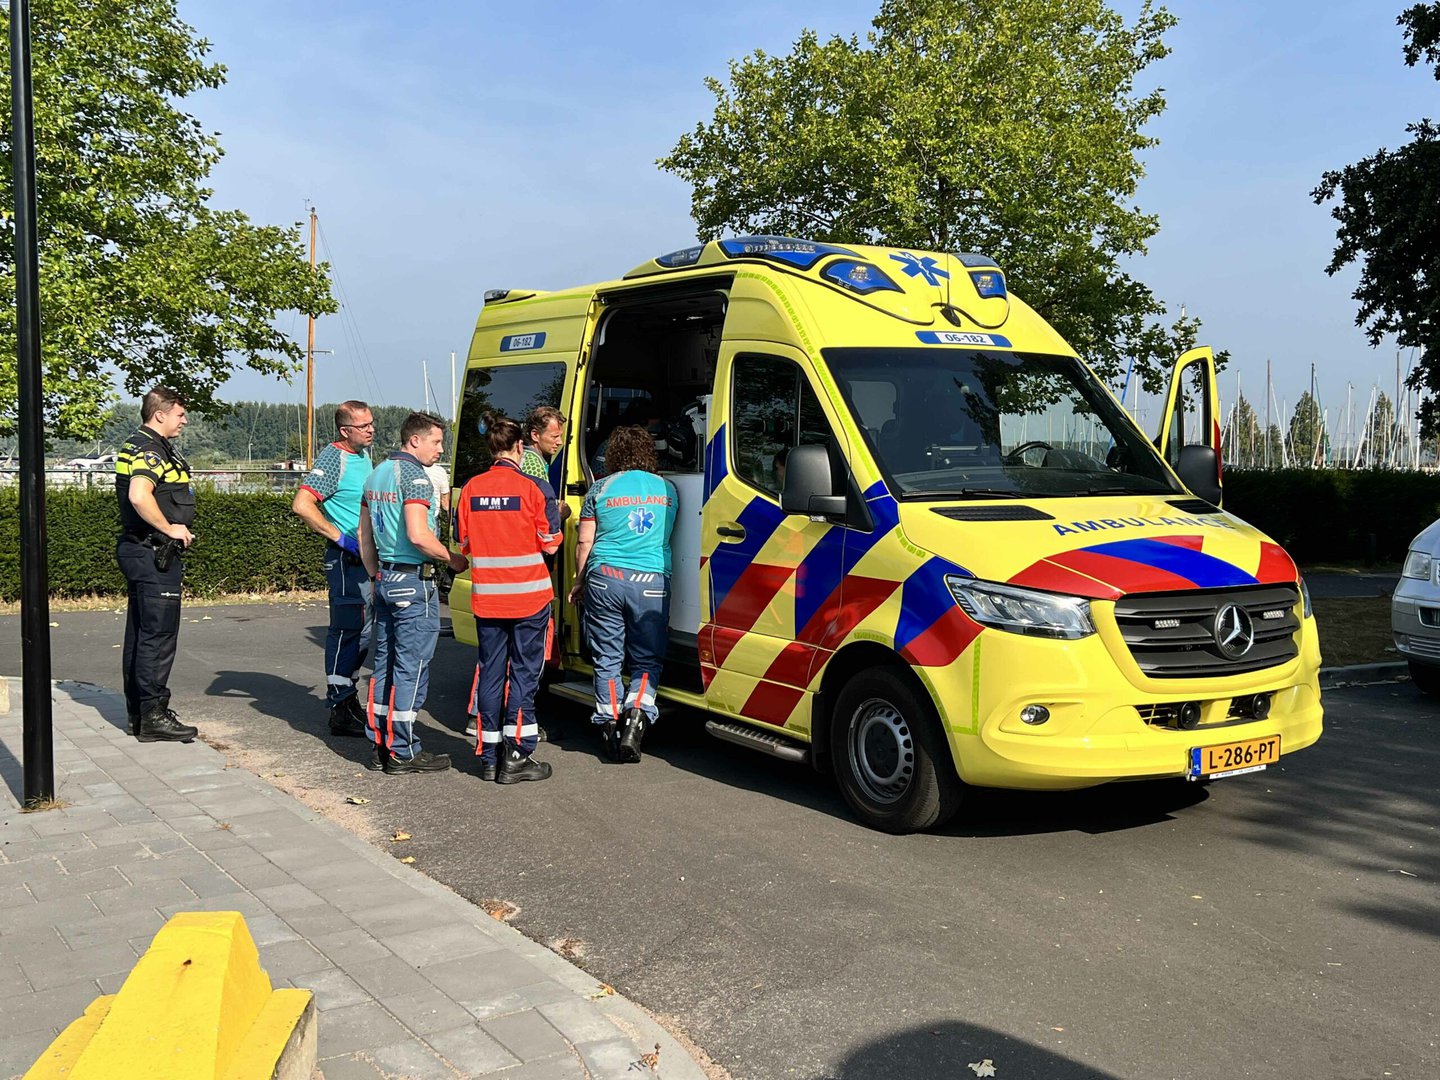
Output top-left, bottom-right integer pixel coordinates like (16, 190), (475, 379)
(449, 235), (1322, 833)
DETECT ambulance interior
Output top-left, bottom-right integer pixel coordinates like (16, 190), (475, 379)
(583, 287), (727, 664)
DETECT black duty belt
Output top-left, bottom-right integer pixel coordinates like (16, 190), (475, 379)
(380, 561), (434, 578)
(327, 540), (364, 565)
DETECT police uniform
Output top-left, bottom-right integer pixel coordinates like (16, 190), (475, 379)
(115, 425), (196, 740)
(455, 457), (561, 781)
(361, 452), (447, 772)
(301, 441), (372, 724)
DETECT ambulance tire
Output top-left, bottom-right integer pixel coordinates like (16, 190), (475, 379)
(830, 667), (963, 833)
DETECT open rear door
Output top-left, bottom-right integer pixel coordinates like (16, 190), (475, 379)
(1155, 346), (1223, 506)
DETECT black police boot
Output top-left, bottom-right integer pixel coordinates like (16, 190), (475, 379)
(498, 748), (552, 784)
(128, 713), (140, 738)
(136, 705), (197, 744)
(365, 744), (388, 771)
(479, 758), (498, 782)
(383, 749), (451, 775)
(617, 708), (647, 763)
(328, 696), (367, 737)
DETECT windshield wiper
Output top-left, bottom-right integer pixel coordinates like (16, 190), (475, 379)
(912, 488), (1027, 499)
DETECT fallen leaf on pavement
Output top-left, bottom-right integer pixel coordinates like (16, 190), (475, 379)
(587, 983), (616, 1000)
(640, 1043), (661, 1071)
(481, 898), (520, 922)
(399, 856), (416, 864)
(969, 1061), (997, 1078)
(391, 830), (412, 842)
(345, 796), (370, 805)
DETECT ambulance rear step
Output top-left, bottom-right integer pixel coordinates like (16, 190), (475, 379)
(704, 719), (809, 764)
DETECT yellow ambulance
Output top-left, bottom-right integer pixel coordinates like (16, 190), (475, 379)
(449, 236), (1323, 832)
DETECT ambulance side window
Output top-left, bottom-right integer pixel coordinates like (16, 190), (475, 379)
(732, 355), (834, 498)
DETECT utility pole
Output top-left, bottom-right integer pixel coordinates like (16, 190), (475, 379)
(305, 204), (318, 467)
(10, 0), (55, 805)
(450, 350), (457, 422)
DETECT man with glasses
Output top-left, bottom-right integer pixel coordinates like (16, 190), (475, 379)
(292, 400), (375, 737)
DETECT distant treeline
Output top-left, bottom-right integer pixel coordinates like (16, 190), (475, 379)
(11, 401), (448, 468)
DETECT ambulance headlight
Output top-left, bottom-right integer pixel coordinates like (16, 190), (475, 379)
(1298, 574), (1313, 619)
(945, 577), (1095, 640)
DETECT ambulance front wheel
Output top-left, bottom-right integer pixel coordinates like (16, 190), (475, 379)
(830, 668), (964, 833)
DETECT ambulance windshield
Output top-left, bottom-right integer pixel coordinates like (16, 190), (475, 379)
(823, 348), (1183, 499)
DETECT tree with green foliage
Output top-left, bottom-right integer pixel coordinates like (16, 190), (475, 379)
(1288, 392), (1324, 468)
(1366, 390), (1397, 465)
(1229, 392), (1261, 468)
(660, 0), (1206, 388)
(1314, 4), (1440, 434)
(0, 0), (336, 440)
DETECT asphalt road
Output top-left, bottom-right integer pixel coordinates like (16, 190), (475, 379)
(4, 601), (1437, 1080)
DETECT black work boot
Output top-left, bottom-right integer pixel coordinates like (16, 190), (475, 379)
(617, 708), (647, 763)
(383, 749), (451, 775)
(136, 706), (197, 744)
(600, 719), (620, 761)
(479, 758), (498, 782)
(365, 744), (388, 771)
(328, 696), (367, 737)
(498, 748), (552, 784)
(128, 713), (140, 738)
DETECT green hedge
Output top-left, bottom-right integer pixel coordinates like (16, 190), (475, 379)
(1223, 469), (1440, 566)
(4, 469), (1437, 599)
(0, 487), (328, 600)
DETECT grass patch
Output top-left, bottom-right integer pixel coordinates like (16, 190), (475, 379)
(0, 589), (328, 616)
(1311, 596), (1397, 668)
(21, 796), (70, 813)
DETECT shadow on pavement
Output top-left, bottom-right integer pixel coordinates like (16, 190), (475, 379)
(824, 1020), (1120, 1080)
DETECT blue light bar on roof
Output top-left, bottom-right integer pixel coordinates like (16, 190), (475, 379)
(954, 252), (1000, 268)
(821, 259), (903, 295)
(718, 235), (859, 271)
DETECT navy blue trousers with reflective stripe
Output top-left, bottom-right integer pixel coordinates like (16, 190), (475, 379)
(475, 607), (549, 765)
(323, 547), (372, 707)
(583, 566), (669, 725)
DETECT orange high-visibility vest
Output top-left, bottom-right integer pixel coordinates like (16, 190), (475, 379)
(455, 458), (562, 619)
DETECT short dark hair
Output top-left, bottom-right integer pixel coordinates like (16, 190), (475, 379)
(141, 386), (183, 423)
(483, 412), (524, 456)
(526, 406), (567, 441)
(604, 425), (658, 474)
(400, 411), (445, 446)
(335, 399), (371, 429)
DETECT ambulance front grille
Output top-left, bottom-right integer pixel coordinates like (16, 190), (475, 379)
(1113, 584), (1300, 678)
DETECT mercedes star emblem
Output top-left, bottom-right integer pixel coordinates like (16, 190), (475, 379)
(1214, 603), (1256, 659)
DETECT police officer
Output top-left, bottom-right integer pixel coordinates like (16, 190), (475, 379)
(455, 413), (562, 783)
(115, 386), (198, 743)
(569, 425), (678, 762)
(358, 412), (467, 774)
(291, 400), (374, 736)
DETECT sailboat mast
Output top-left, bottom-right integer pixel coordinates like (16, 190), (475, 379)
(305, 204), (318, 468)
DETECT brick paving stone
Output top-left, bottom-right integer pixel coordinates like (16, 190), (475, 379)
(315, 1001), (411, 1058)
(481, 1009), (573, 1062)
(19, 941), (139, 991)
(459, 981), (576, 1022)
(487, 1053), (588, 1080)
(0, 980), (102, 1038)
(346, 898), (447, 938)
(89, 877), (196, 917)
(343, 954), (436, 1000)
(280, 904), (358, 940)
(179, 868), (243, 898)
(311, 1054), (389, 1080)
(251, 881), (327, 913)
(424, 1024), (522, 1076)
(293, 968), (371, 1011)
(0, 893), (101, 935)
(379, 923), (501, 968)
(537, 998), (626, 1046)
(378, 987), (475, 1036)
(243, 911), (303, 947)
(27, 865), (129, 901)
(57, 909), (166, 952)
(257, 938), (334, 981)
(366, 1039), (459, 1080)
(0, 1026), (57, 1080)
(423, 950), (553, 1003)
(224, 859), (296, 891)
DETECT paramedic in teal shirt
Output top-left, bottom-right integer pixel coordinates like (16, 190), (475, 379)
(292, 400), (374, 737)
(359, 412), (467, 774)
(569, 425), (679, 762)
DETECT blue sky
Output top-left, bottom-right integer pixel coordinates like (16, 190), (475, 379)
(180, 0), (1435, 436)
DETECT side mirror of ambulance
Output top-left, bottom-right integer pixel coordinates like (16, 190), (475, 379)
(781, 444), (847, 518)
(1176, 444), (1223, 507)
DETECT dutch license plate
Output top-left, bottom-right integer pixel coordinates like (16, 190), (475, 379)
(1188, 734), (1281, 780)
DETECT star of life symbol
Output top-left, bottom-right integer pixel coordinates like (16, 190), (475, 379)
(628, 507), (656, 535)
(889, 251), (950, 286)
